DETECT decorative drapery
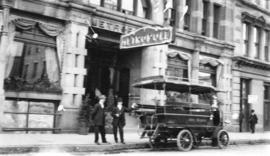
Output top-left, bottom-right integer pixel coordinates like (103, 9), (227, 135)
(38, 22), (62, 37)
(12, 18), (64, 71)
(200, 58), (223, 67)
(45, 47), (60, 83)
(13, 18), (36, 30)
(167, 51), (190, 60)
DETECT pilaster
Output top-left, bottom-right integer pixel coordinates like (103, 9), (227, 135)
(58, 21), (88, 132)
(0, 5), (10, 133)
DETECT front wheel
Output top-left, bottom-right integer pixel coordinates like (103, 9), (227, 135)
(176, 129), (193, 151)
(217, 130), (229, 149)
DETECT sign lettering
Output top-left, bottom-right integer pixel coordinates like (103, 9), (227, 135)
(120, 26), (173, 49)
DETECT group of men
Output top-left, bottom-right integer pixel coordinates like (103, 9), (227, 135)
(91, 95), (136, 145)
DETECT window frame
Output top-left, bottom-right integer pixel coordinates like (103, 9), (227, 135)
(199, 63), (217, 87)
(166, 56), (189, 81)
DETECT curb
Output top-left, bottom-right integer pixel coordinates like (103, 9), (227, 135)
(0, 140), (269, 154)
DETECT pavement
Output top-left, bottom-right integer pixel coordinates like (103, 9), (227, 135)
(0, 131), (270, 154)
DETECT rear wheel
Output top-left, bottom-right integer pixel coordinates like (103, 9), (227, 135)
(176, 129), (193, 151)
(217, 130), (229, 148)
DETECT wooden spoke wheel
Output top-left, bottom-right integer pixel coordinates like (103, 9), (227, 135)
(176, 129), (193, 151)
(217, 130), (229, 149)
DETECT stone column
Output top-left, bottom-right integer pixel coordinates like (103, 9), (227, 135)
(0, 5), (10, 132)
(140, 0), (167, 106)
(259, 29), (265, 60)
(59, 21), (88, 133)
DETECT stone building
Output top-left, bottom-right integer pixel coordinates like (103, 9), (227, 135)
(0, 0), (236, 133)
(232, 0), (270, 132)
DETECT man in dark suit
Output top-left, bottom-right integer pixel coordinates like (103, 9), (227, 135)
(92, 95), (108, 144)
(111, 97), (136, 144)
(249, 109), (258, 133)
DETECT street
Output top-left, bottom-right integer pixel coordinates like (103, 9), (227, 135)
(3, 144), (270, 156)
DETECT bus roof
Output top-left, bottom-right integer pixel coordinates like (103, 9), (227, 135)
(132, 75), (217, 94)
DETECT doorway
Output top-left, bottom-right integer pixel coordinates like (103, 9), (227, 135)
(240, 78), (250, 132)
(84, 44), (130, 107)
(264, 84), (270, 131)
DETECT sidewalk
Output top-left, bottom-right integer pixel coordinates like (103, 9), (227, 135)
(0, 132), (270, 154)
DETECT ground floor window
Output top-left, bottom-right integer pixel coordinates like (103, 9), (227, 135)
(2, 99), (59, 133)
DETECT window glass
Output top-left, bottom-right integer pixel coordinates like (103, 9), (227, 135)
(104, 0), (118, 10)
(90, 0), (101, 5)
(166, 56), (188, 81)
(29, 102), (55, 114)
(28, 114), (54, 128)
(122, 0), (134, 12)
(3, 114), (27, 128)
(4, 100), (28, 113)
(3, 99), (57, 132)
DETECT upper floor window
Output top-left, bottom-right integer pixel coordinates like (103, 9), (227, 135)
(265, 30), (269, 61)
(254, 27), (260, 59)
(199, 63), (216, 87)
(242, 23), (250, 56)
(90, 0), (150, 19)
(103, 0), (118, 11)
(166, 54), (189, 81)
(184, 0), (191, 31)
(90, 0), (101, 5)
(202, 0), (209, 36)
(121, 0), (134, 15)
(213, 4), (221, 39)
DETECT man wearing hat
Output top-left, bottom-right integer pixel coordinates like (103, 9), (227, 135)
(92, 95), (108, 144)
(111, 97), (137, 144)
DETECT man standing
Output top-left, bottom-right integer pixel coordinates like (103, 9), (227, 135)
(92, 95), (108, 144)
(249, 109), (258, 133)
(111, 98), (136, 144)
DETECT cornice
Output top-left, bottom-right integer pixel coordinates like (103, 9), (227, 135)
(232, 56), (270, 70)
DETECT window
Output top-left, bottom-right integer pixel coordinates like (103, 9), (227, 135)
(121, 0), (134, 15)
(3, 99), (58, 133)
(202, 0), (209, 36)
(22, 64), (29, 79)
(213, 4), (221, 39)
(4, 20), (60, 93)
(199, 63), (217, 87)
(243, 23), (250, 56)
(103, 0), (118, 11)
(90, 0), (101, 5)
(184, 0), (191, 31)
(254, 27), (260, 59)
(32, 62), (38, 78)
(166, 56), (188, 81)
(141, 0), (150, 19)
(265, 30), (269, 61)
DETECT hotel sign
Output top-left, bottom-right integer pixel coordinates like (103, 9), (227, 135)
(120, 26), (173, 49)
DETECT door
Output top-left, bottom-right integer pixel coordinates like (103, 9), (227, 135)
(264, 84), (270, 131)
(118, 68), (130, 107)
(240, 78), (250, 132)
